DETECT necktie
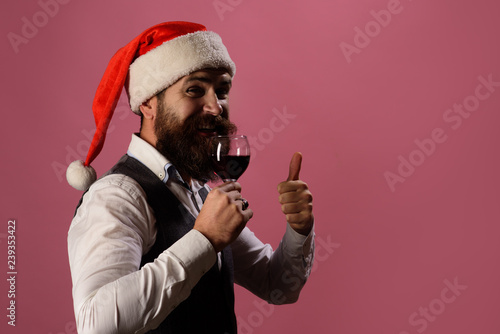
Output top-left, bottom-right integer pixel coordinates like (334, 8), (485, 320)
(198, 187), (208, 202)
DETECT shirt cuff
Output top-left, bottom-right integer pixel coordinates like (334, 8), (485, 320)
(284, 221), (315, 256)
(166, 229), (217, 283)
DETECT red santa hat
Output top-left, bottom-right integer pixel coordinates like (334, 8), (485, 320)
(66, 21), (236, 190)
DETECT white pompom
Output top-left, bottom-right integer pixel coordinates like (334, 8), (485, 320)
(66, 160), (97, 191)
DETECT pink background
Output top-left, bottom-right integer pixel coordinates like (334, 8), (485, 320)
(1, 0), (500, 333)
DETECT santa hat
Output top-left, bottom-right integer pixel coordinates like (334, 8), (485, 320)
(66, 21), (236, 190)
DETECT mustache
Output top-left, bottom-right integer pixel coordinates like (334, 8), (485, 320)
(185, 114), (237, 135)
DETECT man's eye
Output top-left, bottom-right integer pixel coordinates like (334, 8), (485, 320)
(216, 89), (229, 99)
(187, 87), (204, 96)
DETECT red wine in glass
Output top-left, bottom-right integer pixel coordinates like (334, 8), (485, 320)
(212, 155), (250, 181)
(211, 135), (250, 182)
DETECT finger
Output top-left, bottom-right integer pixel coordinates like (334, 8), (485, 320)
(242, 208), (254, 222)
(287, 152), (303, 181)
(227, 192), (243, 202)
(236, 198), (249, 210)
(217, 181), (242, 193)
(279, 190), (312, 204)
(281, 202), (304, 214)
(286, 210), (313, 225)
(279, 192), (300, 205)
(277, 180), (308, 194)
(281, 199), (313, 214)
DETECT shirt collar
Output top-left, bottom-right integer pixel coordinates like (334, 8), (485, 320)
(127, 133), (169, 181)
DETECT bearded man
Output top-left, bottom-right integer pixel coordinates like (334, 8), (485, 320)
(66, 22), (315, 334)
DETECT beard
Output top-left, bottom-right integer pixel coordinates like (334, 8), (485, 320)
(154, 101), (237, 182)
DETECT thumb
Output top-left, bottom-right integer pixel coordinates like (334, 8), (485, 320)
(287, 152), (303, 181)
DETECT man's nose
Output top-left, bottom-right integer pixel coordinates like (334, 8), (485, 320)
(203, 92), (223, 116)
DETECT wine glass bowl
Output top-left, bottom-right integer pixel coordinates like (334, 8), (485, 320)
(211, 135), (250, 182)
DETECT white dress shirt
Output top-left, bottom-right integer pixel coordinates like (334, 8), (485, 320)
(67, 134), (315, 334)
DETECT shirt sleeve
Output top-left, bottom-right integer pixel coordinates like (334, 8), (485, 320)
(67, 174), (217, 334)
(232, 222), (315, 305)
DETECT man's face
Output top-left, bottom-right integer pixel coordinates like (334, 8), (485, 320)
(153, 69), (237, 181)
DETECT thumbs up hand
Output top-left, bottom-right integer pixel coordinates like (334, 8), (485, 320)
(277, 152), (314, 236)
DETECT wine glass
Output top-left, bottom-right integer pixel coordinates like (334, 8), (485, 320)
(211, 135), (251, 182)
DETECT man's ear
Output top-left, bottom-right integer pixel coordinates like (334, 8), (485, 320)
(138, 95), (159, 146)
(139, 96), (158, 120)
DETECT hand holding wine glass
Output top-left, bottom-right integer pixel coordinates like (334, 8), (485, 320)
(194, 135), (253, 251)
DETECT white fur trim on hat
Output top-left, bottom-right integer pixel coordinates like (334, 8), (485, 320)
(127, 30), (236, 114)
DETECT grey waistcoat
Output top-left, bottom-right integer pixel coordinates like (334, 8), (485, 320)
(77, 154), (237, 333)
